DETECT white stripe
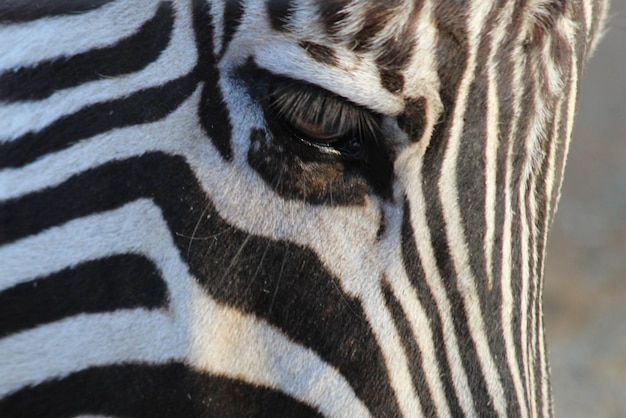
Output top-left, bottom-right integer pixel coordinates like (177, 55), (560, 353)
(518, 67), (551, 417)
(0, 77), (397, 416)
(220, 5), (405, 116)
(501, 9), (528, 417)
(0, 86), (204, 202)
(539, 299), (554, 417)
(536, 76), (566, 418)
(353, 284), (424, 417)
(384, 240), (453, 417)
(0, 0), (156, 72)
(210, 0), (225, 56)
(398, 156), (477, 418)
(188, 285), (372, 418)
(527, 164), (541, 418)
(540, 36), (565, 97)
(525, 87), (550, 413)
(519, 148), (533, 418)
(542, 79), (566, 225)
(582, 0), (594, 34)
(0, 1), (197, 142)
(0, 200), (370, 417)
(484, 2), (515, 291)
(0, 201), (192, 393)
(484, 71), (499, 291)
(437, 1), (508, 415)
(0, 310), (186, 395)
(534, 12), (581, 417)
(554, 35), (580, 221)
(540, 42), (580, 418)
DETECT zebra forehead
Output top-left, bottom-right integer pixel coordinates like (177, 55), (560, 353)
(266, 0), (422, 70)
(257, 0), (583, 100)
(254, 0), (586, 107)
(263, 0), (575, 51)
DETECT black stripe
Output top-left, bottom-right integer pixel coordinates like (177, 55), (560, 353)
(381, 278), (436, 417)
(299, 41), (339, 66)
(397, 97), (426, 142)
(424, 11), (497, 415)
(0, 363), (323, 418)
(190, 237), (402, 415)
(491, 17), (529, 414)
(454, 1), (501, 299)
(524, 173), (540, 413)
(0, 74), (196, 169)
(221, 0), (245, 57)
(0, 255), (167, 338)
(401, 201), (463, 414)
(0, 2), (174, 102)
(532, 99), (554, 416)
(458, 6), (523, 415)
(352, 3), (399, 53)
(548, 42), (576, 225)
(267, 0), (294, 32)
(373, 0), (421, 70)
(455, 74), (488, 284)
(192, 0), (234, 161)
(490, 5), (523, 314)
(491, 9), (538, 404)
(0, 152), (402, 416)
(378, 68), (404, 94)
(317, 0), (351, 37)
(509, 51), (538, 409)
(0, 0), (114, 23)
(423, 164), (497, 418)
(533, 57), (573, 413)
(490, 8), (531, 415)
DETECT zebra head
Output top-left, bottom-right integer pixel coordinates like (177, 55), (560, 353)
(0, 0), (609, 416)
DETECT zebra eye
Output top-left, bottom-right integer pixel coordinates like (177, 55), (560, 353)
(267, 78), (382, 160)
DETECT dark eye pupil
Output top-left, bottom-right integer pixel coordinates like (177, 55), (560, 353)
(338, 137), (362, 158)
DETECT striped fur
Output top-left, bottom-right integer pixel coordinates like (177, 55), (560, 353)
(0, 0), (608, 416)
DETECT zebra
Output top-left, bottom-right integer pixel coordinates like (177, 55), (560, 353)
(0, 0), (609, 416)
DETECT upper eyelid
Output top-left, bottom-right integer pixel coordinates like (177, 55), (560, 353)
(270, 85), (381, 138)
(268, 75), (376, 117)
(269, 75), (383, 129)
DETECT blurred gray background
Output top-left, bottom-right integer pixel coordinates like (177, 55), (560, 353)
(544, 1), (626, 416)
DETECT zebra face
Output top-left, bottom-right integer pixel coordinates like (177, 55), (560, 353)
(217, 1), (443, 205)
(0, 0), (609, 417)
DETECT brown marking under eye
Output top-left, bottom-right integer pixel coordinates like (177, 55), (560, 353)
(299, 41), (339, 66)
(247, 128), (370, 205)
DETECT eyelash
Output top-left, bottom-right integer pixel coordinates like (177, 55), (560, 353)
(265, 77), (382, 160)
